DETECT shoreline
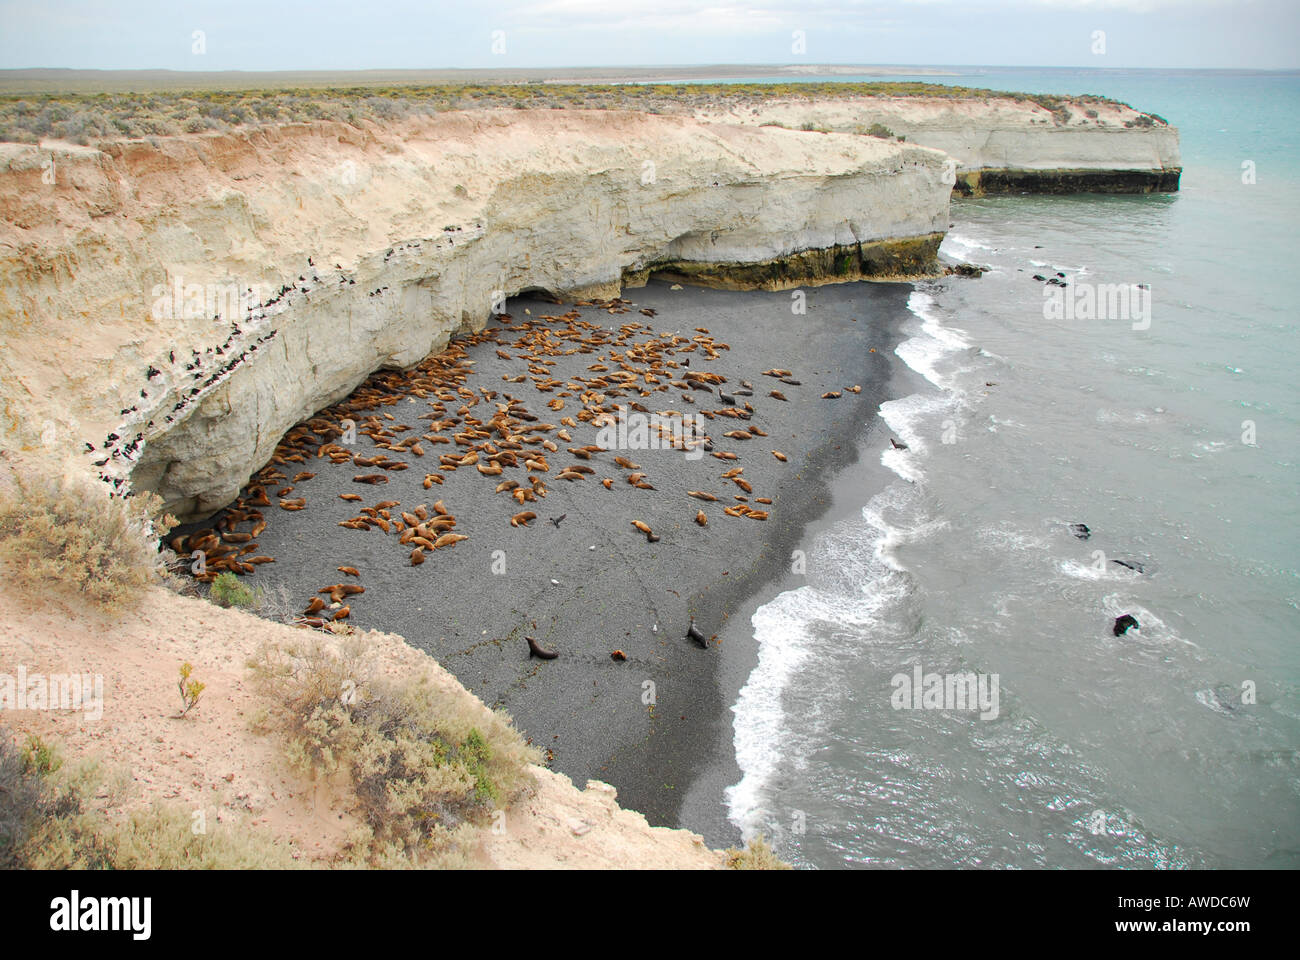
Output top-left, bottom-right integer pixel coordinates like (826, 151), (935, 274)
(678, 320), (929, 851)
(601, 286), (913, 833)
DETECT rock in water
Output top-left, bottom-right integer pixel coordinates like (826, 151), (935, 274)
(1069, 523), (1090, 541)
(1113, 614), (1140, 637)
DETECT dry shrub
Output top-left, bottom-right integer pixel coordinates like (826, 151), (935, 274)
(0, 730), (295, 869)
(0, 475), (174, 612)
(725, 833), (792, 870)
(249, 636), (537, 867)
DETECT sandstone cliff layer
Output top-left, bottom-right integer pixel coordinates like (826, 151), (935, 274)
(697, 94), (1181, 194)
(0, 108), (953, 520)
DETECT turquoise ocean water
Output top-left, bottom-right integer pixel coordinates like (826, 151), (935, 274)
(716, 68), (1299, 868)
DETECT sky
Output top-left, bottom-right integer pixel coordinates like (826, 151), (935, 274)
(0, 0), (1296, 72)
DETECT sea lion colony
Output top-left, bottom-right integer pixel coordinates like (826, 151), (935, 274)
(168, 297), (867, 643)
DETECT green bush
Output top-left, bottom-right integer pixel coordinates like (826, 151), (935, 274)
(210, 570), (255, 608)
(250, 638), (537, 867)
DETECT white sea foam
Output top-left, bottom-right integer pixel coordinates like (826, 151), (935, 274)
(1100, 597), (1199, 648)
(726, 486), (920, 840)
(725, 290), (976, 841)
(1059, 558), (1117, 580)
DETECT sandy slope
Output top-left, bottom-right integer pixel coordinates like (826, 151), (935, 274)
(0, 574), (723, 869)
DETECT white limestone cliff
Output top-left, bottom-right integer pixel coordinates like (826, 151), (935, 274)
(695, 93), (1181, 190)
(0, 108), (952, 519)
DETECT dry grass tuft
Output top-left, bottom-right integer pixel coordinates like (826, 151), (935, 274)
(249, 636), (537, 868)
(725, 833), (793, 870)
(0, 475), (174, 613)
(0, 730), (297, 869)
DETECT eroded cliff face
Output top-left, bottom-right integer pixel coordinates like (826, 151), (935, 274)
(0, 108), (953, 520)
(695, 94), (1181, 193)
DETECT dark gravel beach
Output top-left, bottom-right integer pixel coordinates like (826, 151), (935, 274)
(189, 276), (917, 838)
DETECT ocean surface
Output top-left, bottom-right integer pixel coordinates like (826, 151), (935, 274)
(721, 68), (1300, 867)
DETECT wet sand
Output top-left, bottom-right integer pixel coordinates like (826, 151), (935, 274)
(195, 276), (916, 838)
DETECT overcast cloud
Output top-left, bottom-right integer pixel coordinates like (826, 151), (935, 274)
(0, 0), (1294, 71)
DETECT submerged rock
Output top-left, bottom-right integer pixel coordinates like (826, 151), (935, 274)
(1113, 614), (1140, 637)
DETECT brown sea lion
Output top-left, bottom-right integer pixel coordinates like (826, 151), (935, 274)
(526, 637), (558, 660)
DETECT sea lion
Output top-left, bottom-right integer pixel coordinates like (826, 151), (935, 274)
(338, 566), (361, 578)
(1068, 523), (1091, 541)
(687, 490), (717, 501)
(695, 510), (708, 526)
(889, 438), (908, 450)
(631, 520), (659, 543)
(526, 637), (559, 660)
(686, 618), (710, 648)
(410, 548), (425, 566)
(1112, 558), (1147, 574)
(610, 650), (628, 662)
(511, 511), (537, 528)
(1113, 614), (1140, 636)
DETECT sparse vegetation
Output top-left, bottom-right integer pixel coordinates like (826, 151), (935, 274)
(0, 81), (1147, 146)
(249, 637), (537, 867)
(210, 569), (255, 608)
(864, 122), (896, 139)
(176, 662), (205, 717)
(0, 730), (296, 869)
(725, 833), (792, 869)
(0, 476), (175, 612)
